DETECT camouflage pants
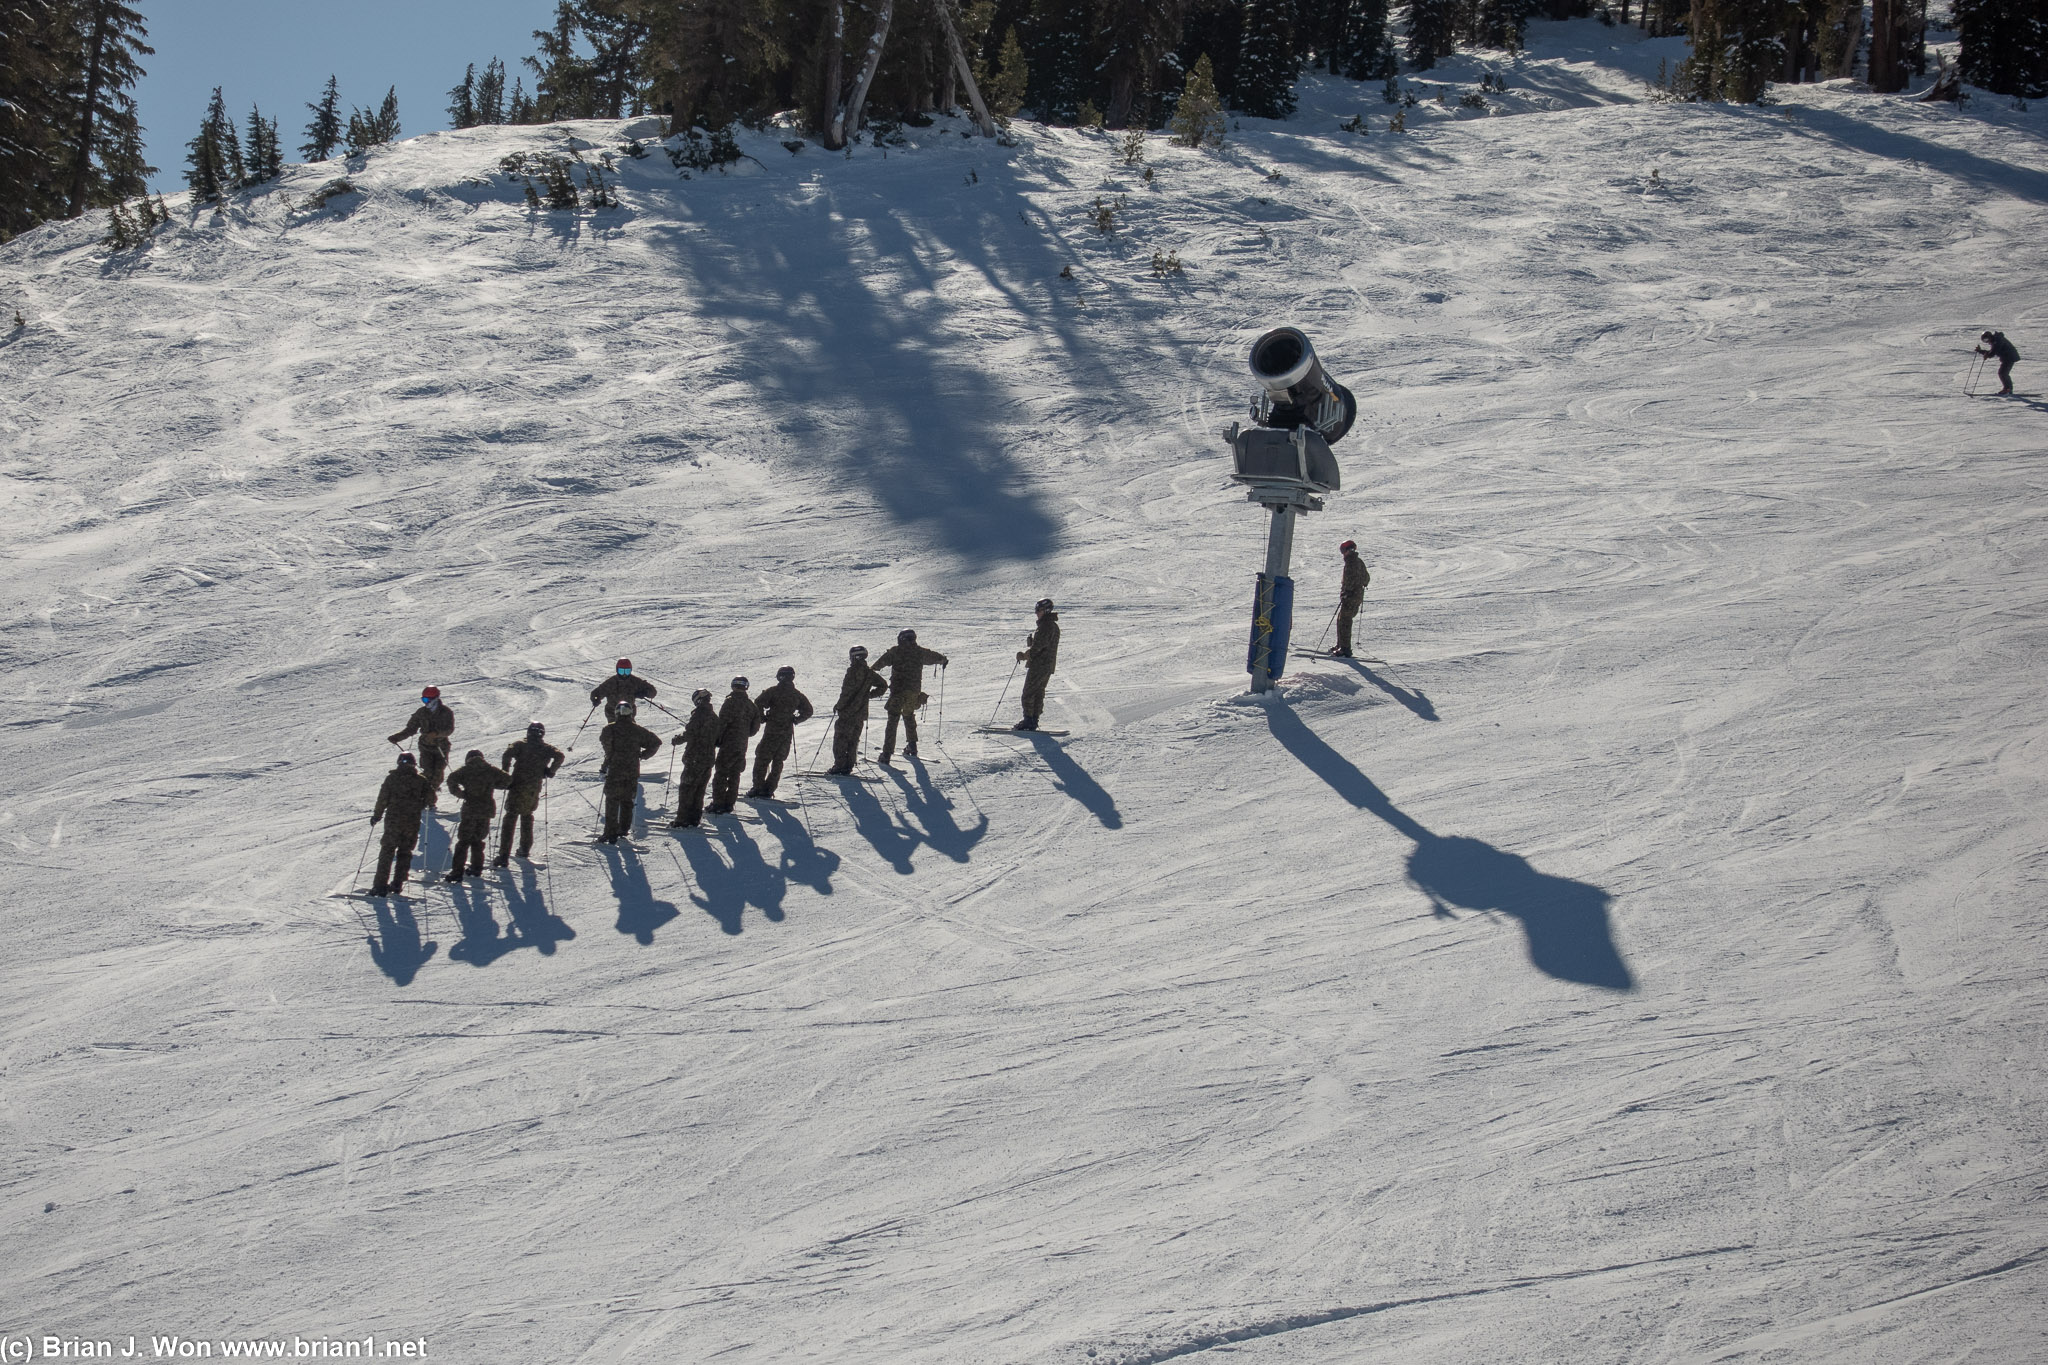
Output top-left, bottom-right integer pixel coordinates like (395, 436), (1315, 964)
(709, 748), (748, 811)
(750, 728), (794, 797)
(451, 811), (492, 875)
(673, 761), (714, 826)
(418, 738), (452, 791)
(830, 710), (866, 772)
(497, 810), (536, 861)
(1337, 596), (1362, 655)
(374, 818), (421, 893)
(1021, 669), (1053, 721)
(880, 693), (920, 757)
(602, 773), (638, 841)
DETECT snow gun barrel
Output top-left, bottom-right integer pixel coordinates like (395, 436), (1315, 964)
(1248, 327), (1357, 445)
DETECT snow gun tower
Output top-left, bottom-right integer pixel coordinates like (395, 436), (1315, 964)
(1229, 327), (1357, 693)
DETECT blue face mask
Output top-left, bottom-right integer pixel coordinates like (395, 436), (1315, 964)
(617, 667), (630, 676)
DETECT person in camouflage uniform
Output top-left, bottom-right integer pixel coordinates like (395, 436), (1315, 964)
(388, 686), (456, 794)
(707, 677), (762, 815)
(670, 689), (722, 828)
(1333, 539), (1369, 658)
(597, 699), (662, 843)
(1014, 598), (1060, 730)
(495, 721), (564, 865)
(747, 666), (815, 799)
(828, 645), (887, 774)
(872, 630), (949, 762)
(369, 751), (435, 896)
(444, 749), (513, 881)
(591, 658), (658, 721)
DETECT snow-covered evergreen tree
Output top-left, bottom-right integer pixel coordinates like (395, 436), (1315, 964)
(1683, 0), (1788, 101)
(1169, 51), (1225, 143)
(1955, 0), (2048, 95)
(1026, 0), (1094, 120)
(476, 58), (508, 124)
(243, 106), (283, 183)
(448, 65), (478, 128)
(984, 26), (1031, 125)
(1233, 0), (1298, 116)
(61, 0), (154, 218)
(1096, 0), (1186, 125)
(301, 76), (343, 161)
(1338, 0), (1399, 79)
(1406, 0), (1460, 68)
(184, 88), (243, 202)
(508, 77), (538, 123)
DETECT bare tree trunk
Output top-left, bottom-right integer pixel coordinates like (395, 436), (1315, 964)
(1869, 0), (1900, 90)
(66, 1), (110, 217)
(821, 0), (847, 147)
(934, 0), (997, 136)
(835, 0), (895, 145)
(1833, 0), (1864, 77)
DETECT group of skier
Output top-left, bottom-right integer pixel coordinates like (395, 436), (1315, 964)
(363, 598), (1064, 895)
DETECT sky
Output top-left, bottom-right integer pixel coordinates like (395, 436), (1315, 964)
(133, 0), (562, 191)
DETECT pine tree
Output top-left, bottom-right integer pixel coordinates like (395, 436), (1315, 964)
(1405, 0), (1460, 68)
(374, 86), (401, 142)
(477, 58), (508, 123)
(1169, 51), (1225, 143)
(185, 88), (242, 202)
(527, 1), (596, 119)
(578, 0), (653, 116)
(244, 106), (283, 182)
(1683, 0), (1789, 100)
(63, 0), (154, 218)
(302, 76), (343, 160)
(102, 200), (136, 248)
(1234, 0), (1299, 116)
(508, 76), (537, 122)
(1954, 0), (2048, 96)
(448, 64), (478, 127)
(635, 0), (784, 133)
(1097, 0), (1186, 126)
(984, 26), (1031, 124)
(1296, 0), (1351, 71)
(99, 101), (154, 201)
(1175, 0), (1243, 101)
(1338, 0), (1399, 79)
(1027, 0), (1094, 120)
(0, 0), (70, 239)
(1470, 0), (1540, 47)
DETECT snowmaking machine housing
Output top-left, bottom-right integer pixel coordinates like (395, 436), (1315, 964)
(1229, 327), (1354, 693)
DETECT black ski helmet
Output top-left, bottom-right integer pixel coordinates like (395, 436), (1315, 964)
(776, 665), (795, 681)
(397, 752), (416, 767)
(693, 687), (712, 704)
(466, 749), (485, 763)
(1035, 597), (1054, 612)
(527, 721), (545, 736)
(1983, 330), (1996, 341)
(617, 698), (637, 717)
(850, 644), (868, 659)
(899, 628), (916, 643)
(731, 676), (749, 690)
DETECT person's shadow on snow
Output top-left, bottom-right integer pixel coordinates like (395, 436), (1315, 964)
(758, 802), (840, 896)
(843, 777), (921, 875)
(598, 842), (680, 945)
(676, 819), (789, 934)
(1263, 701), (1632, 991)
(1022, 732), (1123, 829)
(889, 760), (989, 864)
(366, 897), (438, 985)
(448, 883), (520, 967)
(498, 863), (575, 955)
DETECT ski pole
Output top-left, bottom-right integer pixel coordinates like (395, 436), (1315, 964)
(657, 740), (677, 818)
(351, 817), (376, 891)
(806, 715), (832, 774)
(938, 665), (946, 744)
(988, 655), (1021, 725)
(644, 697), (684, 723)
(566, 701), (599, 752)
(1313, 603), (1340, 653)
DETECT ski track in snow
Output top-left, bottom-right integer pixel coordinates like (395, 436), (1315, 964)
(4, 22), (2047, 1362)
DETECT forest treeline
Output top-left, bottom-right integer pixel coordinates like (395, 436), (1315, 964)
(4, 0), (2046, 245)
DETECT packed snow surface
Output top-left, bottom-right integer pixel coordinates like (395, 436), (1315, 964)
(5, 23), (2047, 1363)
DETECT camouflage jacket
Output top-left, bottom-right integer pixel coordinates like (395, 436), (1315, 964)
(444, 755), (514, 816)
(675, 702), (723, 770)
(389, 702), (455, 747)
(599, 719), (662, 776)
(500, 736), (565, 788)
(1024, 614), (1060, 676)
(871, 643), (949, 699)
(714, 690), (762, 755)
(754, 680), (814, 735)
(372, 767), (436, 827)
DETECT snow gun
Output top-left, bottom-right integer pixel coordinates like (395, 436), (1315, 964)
(1227, 327), (1354, 693)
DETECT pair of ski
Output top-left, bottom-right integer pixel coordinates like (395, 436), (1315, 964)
(332, 861), (545, 900)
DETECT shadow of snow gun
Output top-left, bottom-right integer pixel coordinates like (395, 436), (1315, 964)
(1228, 327), (1356, 693)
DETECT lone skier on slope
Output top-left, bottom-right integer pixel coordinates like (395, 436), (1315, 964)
(444, 749), (512, 882)
(747, 666), (814, 800)
(828, 645), (888, 774)
(872, 629), (949, 763)
(1977, 330), (2021, 395)
(707, 678), (763, 815)
(496, 722), (563, 865)
(388, 686), (456, 796)
(369, 751), (435, 896)
(591, 658), (658, 721)
(597, 699), (661, 843)
(670, 689), (722, 828)
(1013, 599), (1059, 731)
(1332, 540), (1369, 658)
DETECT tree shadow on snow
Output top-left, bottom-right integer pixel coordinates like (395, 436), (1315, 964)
(1781, 106), (2048, 207)
(366, 897), (438, 986)
(598, 843), (681, 944)
(1022, 731), (1122, 828)
(1263, 701), (1633, 991)
(640, 162), (1153, 565)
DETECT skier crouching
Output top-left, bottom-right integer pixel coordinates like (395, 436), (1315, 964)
(1977, 330), (2020, 395)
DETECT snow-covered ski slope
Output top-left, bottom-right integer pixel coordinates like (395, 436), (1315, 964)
(6, 22), (2047, 1363)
